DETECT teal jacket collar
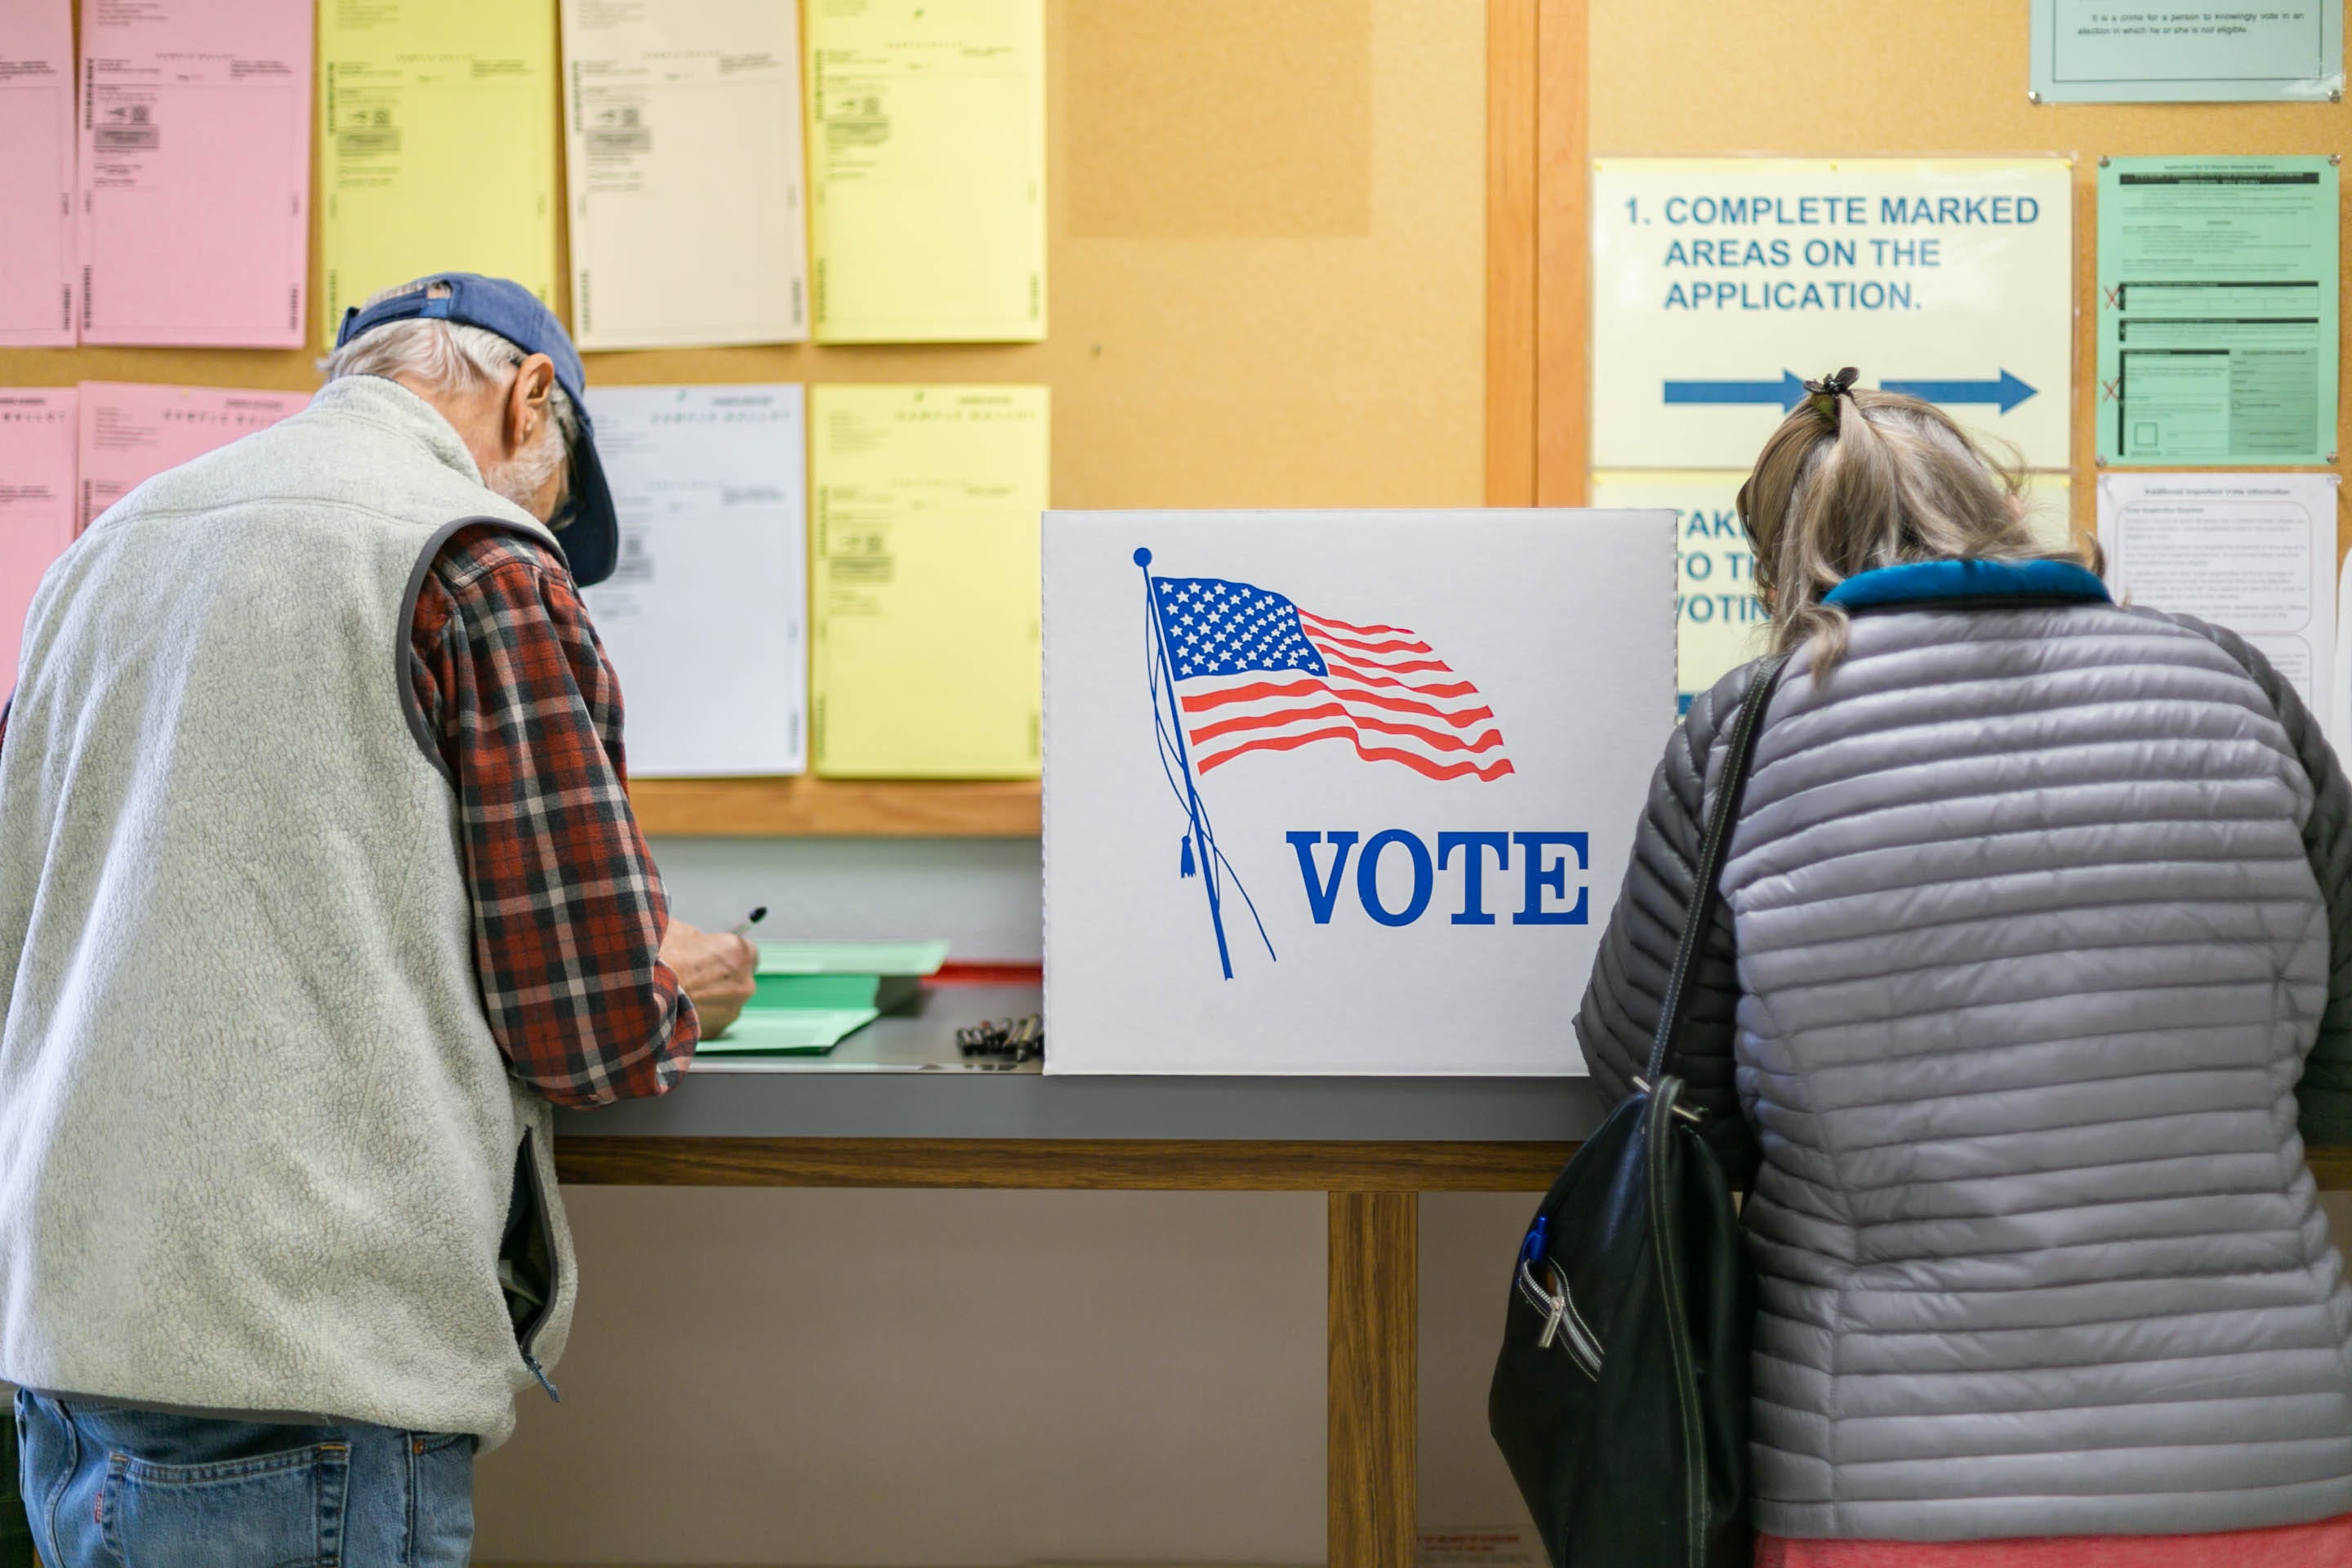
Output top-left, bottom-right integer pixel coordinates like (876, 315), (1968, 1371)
(1823, 559), (2110, 611)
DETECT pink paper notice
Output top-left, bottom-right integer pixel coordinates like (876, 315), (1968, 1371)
(76, 382), (307, 529)
(78, 0), (312, 347)
(0, 2), (76, 345)
(0, 390), (80, 690)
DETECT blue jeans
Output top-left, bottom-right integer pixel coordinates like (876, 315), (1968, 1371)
(14, 1391), (474, 1567)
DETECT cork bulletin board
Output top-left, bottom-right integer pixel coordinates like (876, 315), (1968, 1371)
(0, 0), (1487, 833)
(1579, 0), (2351, 551)
(0, 0), (1488, 512)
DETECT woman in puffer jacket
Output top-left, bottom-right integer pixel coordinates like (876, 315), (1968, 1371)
(1575, 377), (2352, 1566)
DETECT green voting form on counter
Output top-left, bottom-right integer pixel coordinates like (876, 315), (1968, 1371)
(696, 940), (951, 1057)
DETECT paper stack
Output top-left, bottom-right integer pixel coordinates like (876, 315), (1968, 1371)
(698, 940), (951, 1056)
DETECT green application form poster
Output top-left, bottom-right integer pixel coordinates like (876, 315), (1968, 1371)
(2097, 158), (2340, 467)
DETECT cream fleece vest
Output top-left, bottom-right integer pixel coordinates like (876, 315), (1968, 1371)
(0, 375), (579, 1447)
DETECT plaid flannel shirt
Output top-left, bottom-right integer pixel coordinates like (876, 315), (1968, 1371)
(0, 522), (697, 1108)
(405, 523), (697, 1106)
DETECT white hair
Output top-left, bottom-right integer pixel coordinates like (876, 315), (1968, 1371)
(319, 283), (577, 513)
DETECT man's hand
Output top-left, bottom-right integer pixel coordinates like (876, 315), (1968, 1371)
(660, 920), (758, 1040)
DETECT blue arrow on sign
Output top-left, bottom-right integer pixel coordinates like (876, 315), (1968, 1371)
(1662, 370), (1807, 411)
(1879, 370), (2038, 413)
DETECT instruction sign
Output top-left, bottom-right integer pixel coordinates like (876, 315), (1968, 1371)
(2029, 0), (2343, 103)
(1592, 158), (2074, 471)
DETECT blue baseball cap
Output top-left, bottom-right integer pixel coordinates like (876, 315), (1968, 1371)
(335, 273), (617, 587)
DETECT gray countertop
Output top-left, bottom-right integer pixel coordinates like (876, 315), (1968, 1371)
(557, 982), (1606, 1142)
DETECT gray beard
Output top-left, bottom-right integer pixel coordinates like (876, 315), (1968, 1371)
(482, 423), (565, 517)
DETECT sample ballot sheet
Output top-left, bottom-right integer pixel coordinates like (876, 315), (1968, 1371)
(78, 0), (312, 347)
(560, 0), (808, 349)
(2097, 158), (2341, 466)
(0, 2), (77, 345)
(2099, 471), (2341, 724)
(806, 0), (1046, 344)
(76, 383), (306, 530)
(581, 385), (808, 777)
(318, 0), (559, 341)
(809, 385), (1049, 776)
(0, 390), (78, 688)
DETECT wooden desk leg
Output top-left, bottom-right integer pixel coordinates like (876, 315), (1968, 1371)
(1329, 1190), (1418, 1567)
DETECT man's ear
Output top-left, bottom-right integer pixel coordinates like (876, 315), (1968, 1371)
(506, 354), (557, 454)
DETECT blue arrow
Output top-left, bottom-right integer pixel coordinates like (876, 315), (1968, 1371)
(1663, 370), (1806, 410)
(1880, 370), (2038, 413)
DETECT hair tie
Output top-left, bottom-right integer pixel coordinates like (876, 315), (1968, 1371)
(1803, 366), (1859, 424)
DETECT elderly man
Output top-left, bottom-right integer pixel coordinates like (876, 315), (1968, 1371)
(0, 274), (754, 1564)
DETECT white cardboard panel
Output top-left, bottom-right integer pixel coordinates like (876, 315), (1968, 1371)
(1043, 510), (1675, 1076)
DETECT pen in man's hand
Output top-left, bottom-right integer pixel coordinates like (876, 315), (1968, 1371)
(728, 906), (768, 939)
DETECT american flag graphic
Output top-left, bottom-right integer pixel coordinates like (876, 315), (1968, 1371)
(1151, 575), (1513, 782)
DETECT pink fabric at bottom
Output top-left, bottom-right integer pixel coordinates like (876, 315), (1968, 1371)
(1755, 1513), (2352, 1568)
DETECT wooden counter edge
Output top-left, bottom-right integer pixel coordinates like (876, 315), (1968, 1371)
(553, 1137), (1576, 1191)
(628, 776), (1040, 837)
(555, 1137), (2352, 1193)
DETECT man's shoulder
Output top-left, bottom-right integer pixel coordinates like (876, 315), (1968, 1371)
(430, 521), (572, 604)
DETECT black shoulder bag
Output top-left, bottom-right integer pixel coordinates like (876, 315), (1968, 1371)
(1488, 653), (1786, 1568)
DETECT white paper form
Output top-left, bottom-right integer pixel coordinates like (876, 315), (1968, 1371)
(78, 0), (311, 347)
(2098, 472), (2342, 724)
(581, 385), (808, 777)
(560, 0), (808, 349)
(2337, 552), (2352, 757)
(0, 2), (76, 345)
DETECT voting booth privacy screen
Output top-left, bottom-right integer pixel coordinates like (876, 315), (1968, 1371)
(1042, 510), (1676, 1076)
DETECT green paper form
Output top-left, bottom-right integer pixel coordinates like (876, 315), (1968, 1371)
(697, 1007), (880, 1054)
(2097, 158), (2340, 467)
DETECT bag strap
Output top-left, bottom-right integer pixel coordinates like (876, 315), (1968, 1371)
(1643, 653), (1791, 1085)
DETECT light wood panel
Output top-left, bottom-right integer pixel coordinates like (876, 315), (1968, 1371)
(627, 776), (1039, 837)
(1486, 0), (1539, 507)
(1533, 0), (1591, 506)
(1329, 1192), (1419, 1568)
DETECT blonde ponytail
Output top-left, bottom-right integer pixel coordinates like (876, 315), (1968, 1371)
(1735, 379), (2087, 675)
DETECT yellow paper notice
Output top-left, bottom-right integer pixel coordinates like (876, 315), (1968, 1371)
(811, 385), (1049, 777)
(318, 0), (560, 341)
(805, 0), (1046, 344)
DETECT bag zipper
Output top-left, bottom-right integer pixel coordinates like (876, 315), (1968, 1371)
(1515, 1257), (1603, 1379)
(513, 1129), (563, 1403)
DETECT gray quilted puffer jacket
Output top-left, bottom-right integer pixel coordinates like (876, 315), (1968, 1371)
(1577, 559), (2352, 1542)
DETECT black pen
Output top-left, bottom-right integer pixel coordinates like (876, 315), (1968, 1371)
(728, 906), (767, 938)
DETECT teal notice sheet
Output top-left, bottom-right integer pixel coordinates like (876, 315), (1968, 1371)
(2032, 1), (2343, 102)
(2096, 158), (2340, 467)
